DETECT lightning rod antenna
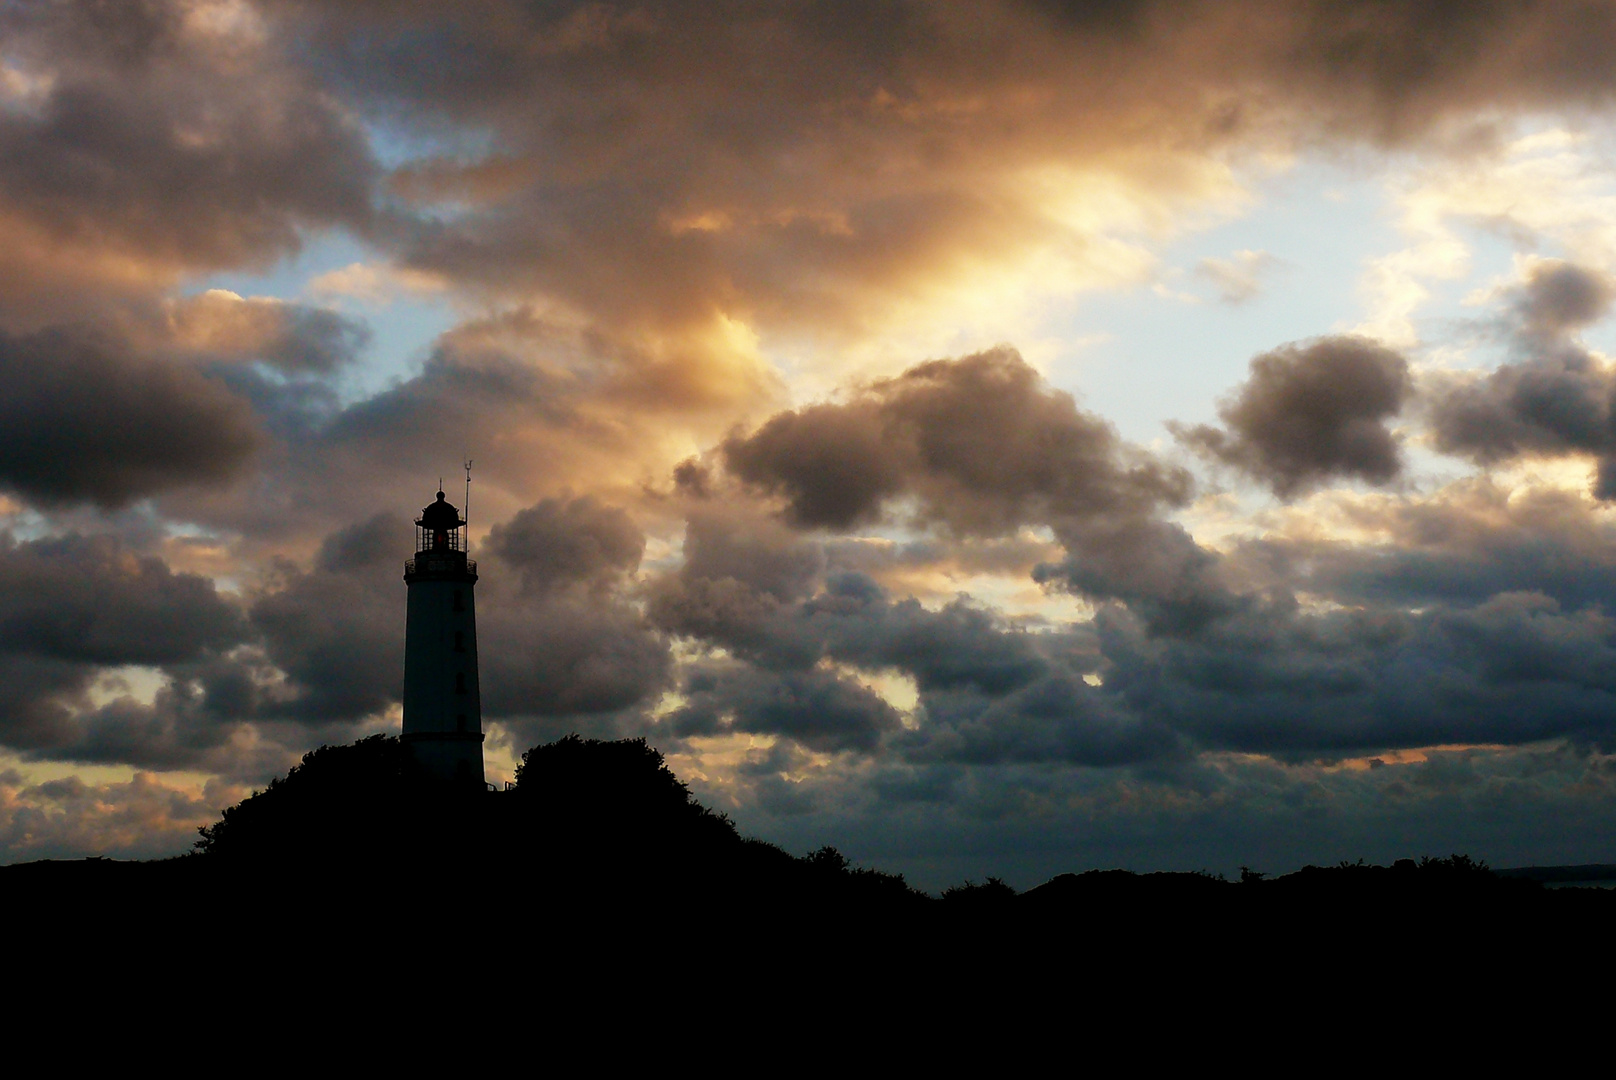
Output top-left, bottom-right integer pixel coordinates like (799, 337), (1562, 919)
(464, 458), (473, 548)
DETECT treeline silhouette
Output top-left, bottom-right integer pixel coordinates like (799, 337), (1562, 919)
(187, 734), (920, 919)
(7, 734), (1616, 1001)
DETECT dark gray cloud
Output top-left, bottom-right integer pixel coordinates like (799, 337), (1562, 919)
(802, 574), (1051, 697)
(485, 495), (644, 595)
(902, 673), (1180, 767)
(0, 531), (252, 769)
(719, 348), (1231, 635)
(159, 292), (371, 375)
(20, 0), (1616, 868)
(653, 543), (1157, 762)
(0, 0), (377, 323)
(1096, 588), (1616, 758)
(473, 494), (672, 729)
(648, 461), (1616, 770)
(0, 533), (244, 666)
(250, 515), (408, 723)
(1514, 259), (1616, 335)
(723, 402), (903, 530)
(723, 740), (1616, 892)
(667, 663), (901, 753)
(479, 598), (671, 724)
(1069, 482), (1616, 759)
(1241, 480), (1616, 613)
(1427, 262), (1616, 494)
(0, 326), (261, 508)
(647, 504), (828, 665)
(1173, 336), (1412, 498)
(246, 506), (671, 733)
(248, 0), (1616, 346)
(724, 347), (1190, 533)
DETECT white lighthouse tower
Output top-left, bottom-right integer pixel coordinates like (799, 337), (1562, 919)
(402, 488), (484, 787)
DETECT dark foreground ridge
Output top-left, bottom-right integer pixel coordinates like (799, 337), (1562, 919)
(8, 735), (1616, 1003)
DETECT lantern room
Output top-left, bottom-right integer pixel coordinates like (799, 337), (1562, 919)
(416, 490), (466, 554)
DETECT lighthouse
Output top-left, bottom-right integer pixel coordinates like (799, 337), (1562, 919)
(402, 488), (484, 787)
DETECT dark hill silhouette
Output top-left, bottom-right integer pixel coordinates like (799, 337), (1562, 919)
(7, 733), (1616, 1006)
(186, 733), (922, 925)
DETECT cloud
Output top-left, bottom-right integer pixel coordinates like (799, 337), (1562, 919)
(485, 495), (644, 596)
(221, 0), (1616, 365)
(723, 346), (1191, 533)
(250, 514), (408, 723)
(1195, 249), (1276, 304)
(0, 0), (377, 325)
(0, 769), (228, 863)
(306, 262), (448, 304)
(20, 0), (1616, 870)
(1241, 479), (1616, 615)
(0, 531), (252, 767)
(478, 597), (672, 727)
(1513, 258), (1616, 334)
(0, 533), (244, 666)
(668, 662), (902, 753)
(1426, 260), (1616, 492)
(654, 450), (1616, 770)
(0, 325), (261, 508)
(717, 347), (1234, 636)
(477, 496), (671, 728)
(249, 507), (673, 733)
(901, 672), (1180, 767)
(1174, 336), (1412, 498)
(160, 290), (370, 374)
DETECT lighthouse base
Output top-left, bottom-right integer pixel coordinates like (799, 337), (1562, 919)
(402, 731), (486, 789)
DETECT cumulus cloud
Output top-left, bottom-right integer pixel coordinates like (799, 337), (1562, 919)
(0, 531), (252, 767)
(0, 325), (261, 507)
(723, 347), (1189, 531)
(249, 514), (409, 723)
(0, 0), (377, 324)
(478, 598), (671, 728)
(721, 347), (1236, 635)
(249, 0), (1616, 350)
(477, 497), (669, 732)
(19, 0), (1616, 869)
(249, 507), (673, 736)
(902, 672), (1180, 767)
(1427, 260), (1616, 493)
(1174, 336), (1413, 498)
(668, 663), (902, 753)
(0, 769), (228, 863)
(159, 290), (370, 374)
(485, 495), (644, 596)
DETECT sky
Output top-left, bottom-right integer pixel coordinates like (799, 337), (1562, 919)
(9, 1), (1616, 888)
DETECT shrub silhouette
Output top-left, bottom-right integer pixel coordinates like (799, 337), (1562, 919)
(510, 735), (732, 836)
(194, 734), (414, 864)
(941, 877), (1017, 908)
(187, 732), (935, 921)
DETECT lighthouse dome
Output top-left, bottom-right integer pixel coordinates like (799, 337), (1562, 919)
(417, 490), (464, 530)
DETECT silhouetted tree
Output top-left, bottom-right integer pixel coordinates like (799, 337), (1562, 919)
(941, 877), (1017, 908)
(194, 735), (416, 864)
(508, 734), (738, 850)
(1419, 853), (1490, 875)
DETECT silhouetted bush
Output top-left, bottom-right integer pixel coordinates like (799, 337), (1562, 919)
(175, 733), (1555, 948)
(941, 877), (1017, 909)
(194, 734), (417, 864)
(510, 734), (735, 843)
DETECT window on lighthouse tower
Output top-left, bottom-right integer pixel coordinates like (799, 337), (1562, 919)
(455, 672), (467, 694)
